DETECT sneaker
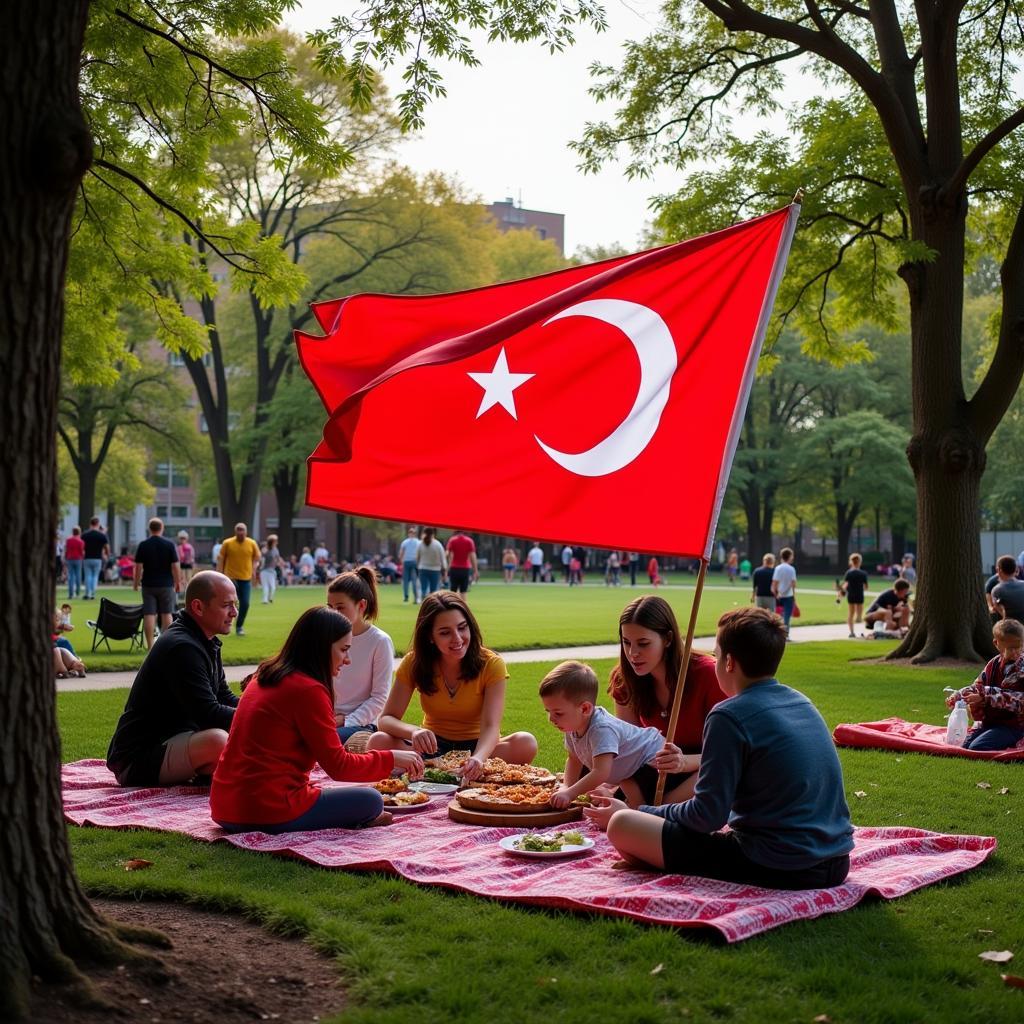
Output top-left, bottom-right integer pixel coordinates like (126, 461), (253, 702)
(848, 631), (856, 638)
(236, 628), (246, 636)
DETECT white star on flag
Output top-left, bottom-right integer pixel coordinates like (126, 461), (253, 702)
(467, 347), (535, 419)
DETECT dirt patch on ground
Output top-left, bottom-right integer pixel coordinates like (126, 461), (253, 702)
(28, 898), (344, 1023)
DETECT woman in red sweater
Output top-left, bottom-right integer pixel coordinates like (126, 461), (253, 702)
(211, 607), (422, 833)
(609, 596), (727, 803)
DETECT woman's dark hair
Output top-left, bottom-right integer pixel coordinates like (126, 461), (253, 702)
(409, 591), (484, 694)
(422, 527), (435, 544)
(327, 566), (379, 621)
(609, 596), (684, 720)
(256, 606), (352, 699)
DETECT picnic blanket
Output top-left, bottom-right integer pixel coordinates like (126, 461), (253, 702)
(62, 759), (996, 943)
(833, 717), (1024, 761)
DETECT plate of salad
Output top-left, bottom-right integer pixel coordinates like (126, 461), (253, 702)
(409, 767), (460, 794)
(498, 830), (595, 858)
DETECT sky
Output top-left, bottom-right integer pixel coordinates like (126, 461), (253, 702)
(285, 1), (683, 254)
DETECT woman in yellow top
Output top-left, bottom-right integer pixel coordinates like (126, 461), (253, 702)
(368, 592), (538, 781)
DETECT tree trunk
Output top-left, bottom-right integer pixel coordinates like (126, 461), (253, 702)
(76, 457), (97, 528)
(892, 202), (992, 662)
(272, 464), (299, 559)
(0, 5), (165, 1017)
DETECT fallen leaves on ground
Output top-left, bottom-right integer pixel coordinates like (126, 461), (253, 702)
(853, 790), (867, 798)
(999, 787), (1010, 795)
(650, 963), (664, 976)
(979, 950), (1014, 963)
(977, 782), (992, 790)
(123, 858), (154, 871)
(1001, 974), (1024, 989)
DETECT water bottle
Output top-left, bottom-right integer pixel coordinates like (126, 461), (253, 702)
(946, 700), (969, 747)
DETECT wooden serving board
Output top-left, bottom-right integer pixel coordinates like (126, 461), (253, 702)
(447, 800), (584, 828)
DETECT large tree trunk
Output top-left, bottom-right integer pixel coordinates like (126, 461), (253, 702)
(272, 463), (299, 559)
(0, 5), (165, 1017)
(892, 202), (992, 662)
(76, 454), (97, 526)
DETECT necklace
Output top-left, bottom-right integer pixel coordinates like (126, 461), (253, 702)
(442, 673), (460, 701)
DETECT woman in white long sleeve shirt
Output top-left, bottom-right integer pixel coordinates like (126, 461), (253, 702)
(416, 527), (447, 598)
(327, 567), (395, 743)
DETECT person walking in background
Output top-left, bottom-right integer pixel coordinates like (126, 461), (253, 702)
(898, 554), (917, 586)
(501, 547), (518, 584)
(416, 527), (447, 598)
(751, 553), (776, 611)
(399, 526), (420, 604)
(81, 516), (109, 600)
(561, 543), (573, 583)
(446, 529), (478, 594)
(64, 525), (85, 600)
(260, 534), (282, 604)
(841, 553), (870, 638)
(217, 522), (261, 637)
(134, 517), (182, 649)
(527, 542), (544, 583)
(647, 555), (661, 587)
(606, 550), (622, 586)
(211, 539), (222, 569)
(176, 530), (196, 586)
(726, 548), (739, 584)
(627, 552), (640, 587)
(771, 547), (798, 638)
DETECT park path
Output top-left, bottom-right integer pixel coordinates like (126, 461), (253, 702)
(56, 621), (855, 693)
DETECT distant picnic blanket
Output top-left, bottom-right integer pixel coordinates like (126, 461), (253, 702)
(62, 759), (996, 943)
(833, 717), (1024, 761)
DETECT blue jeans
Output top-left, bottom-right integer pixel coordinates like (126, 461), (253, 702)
(215, 786), (384, 834)
(964, 723), (1024, 751)
(233, 578), (251, 630)
(419, 568), (441, 597)
(55, 637), (76, 656)
(66, 559), (83, 598)
(777, 596), (795, 630)
(402, 561), (418, 601)
(337, 723), (376, 744)
(84, 558), (103, 598)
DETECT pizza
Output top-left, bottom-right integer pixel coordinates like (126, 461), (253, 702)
(423, 751), (470, 772)
(381, 790), (429, 808)
(455, 784), (556, 813)
(374, 777), (408, 795)
(476, 758), (557, 786)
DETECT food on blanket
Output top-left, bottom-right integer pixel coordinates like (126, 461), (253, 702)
(422, 767), (459, 785)
(572, 793), (593, 806)
(514, 830), (585, 852)
(456, 784), (555, 813)
(381, 790), (430, 807)
(424, 751), (470, 772)
(476, 758), (557, 786)
(374, 775), (409, 795)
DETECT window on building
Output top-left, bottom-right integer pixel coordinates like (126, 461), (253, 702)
(200, 505), (220, 519)
(155, 505), (190, 519)
(153, 462), (190, 488)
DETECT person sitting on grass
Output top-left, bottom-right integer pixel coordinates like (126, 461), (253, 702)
(945, 618), (1024, 752)
(541, 661), (690, 810)
(53, 643), (86, 679)
(864, 578), (912, 635)
(106, 571), (240, 788)
(367, 591), (538, 780)
(211, 607), (423, 834)
(327, 567), (395, 746)
(583, 607), (854, 890)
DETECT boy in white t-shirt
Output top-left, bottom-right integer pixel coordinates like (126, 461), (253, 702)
(540, 661), (688, 809)
(771, 547), (798, 638)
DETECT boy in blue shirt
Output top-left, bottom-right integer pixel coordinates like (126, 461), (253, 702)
(585, 607), (854, 889)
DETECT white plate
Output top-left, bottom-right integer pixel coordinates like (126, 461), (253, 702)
(381, 795), (433, 813)
(409, 781), (459, 795)
(499, 834), (595, 858)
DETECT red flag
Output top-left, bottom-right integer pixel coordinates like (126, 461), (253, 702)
(297, 205), (797, 557)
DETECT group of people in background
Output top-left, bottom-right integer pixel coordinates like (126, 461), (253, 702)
(103, 565), (854, 890)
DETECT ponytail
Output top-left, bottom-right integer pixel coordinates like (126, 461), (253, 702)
(327, 566), (380, 621)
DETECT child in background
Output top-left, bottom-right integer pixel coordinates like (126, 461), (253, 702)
(540, 661), (689, 809)
(583, 607), (854, 890)
(841, 553), (870, 638)
(58, 603), (74, 633)
(945, 618), (1024, 751)
(647, 557), (661, 587)
(327, 567), (395, 746)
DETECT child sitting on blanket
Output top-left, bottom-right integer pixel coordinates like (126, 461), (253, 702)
(540, 661), (688, 810)
(583, 607), (855, 890)
(945, 618), (1024, 752)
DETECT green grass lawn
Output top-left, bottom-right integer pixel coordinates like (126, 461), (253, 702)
(68, 573), (853, 671)
(61, 643), (1024, 1023)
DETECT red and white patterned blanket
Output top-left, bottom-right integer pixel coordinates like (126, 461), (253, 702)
(834, 717), (1024, 761)
(62, 759), (996, 943)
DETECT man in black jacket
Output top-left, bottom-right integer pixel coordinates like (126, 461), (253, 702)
(107, 571), (239, 786)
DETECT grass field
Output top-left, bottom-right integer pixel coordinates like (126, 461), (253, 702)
(61, 643), (1024, 1023)
(68, 572), (856, 671)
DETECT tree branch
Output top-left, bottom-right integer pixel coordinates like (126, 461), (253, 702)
(940, 105), (1024, 204)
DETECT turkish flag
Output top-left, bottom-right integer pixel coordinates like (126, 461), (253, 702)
(297, 205), (797, 557)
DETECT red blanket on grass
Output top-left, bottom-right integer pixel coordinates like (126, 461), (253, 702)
(833, 717), (1024, 761)
(61, 759), (995, 943)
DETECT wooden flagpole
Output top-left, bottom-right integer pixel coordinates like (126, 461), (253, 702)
(653, 557), (709, 805)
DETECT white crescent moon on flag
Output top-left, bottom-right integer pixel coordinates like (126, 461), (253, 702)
(534, 299), (678, 477)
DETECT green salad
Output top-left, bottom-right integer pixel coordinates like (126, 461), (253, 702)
(515, 830), (586, 852)
(422, 768), (459, 785)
